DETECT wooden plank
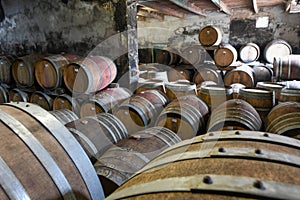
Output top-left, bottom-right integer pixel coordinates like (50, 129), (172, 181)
(138, 9), (164, 21)
(253, 0), (259, 13)
(138, 1), (185, 18)
(168, 0), (207, 16)
(211, 0), (231, 15)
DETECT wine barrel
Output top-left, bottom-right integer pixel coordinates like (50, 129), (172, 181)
(165, 81), (197, 100)
(181, 45), (208, 66)
(0, 85), (8, 103)
(207, 99), (262, 132)
(65, 113), (128, 164)
(238, 87), (275, 126)
(0, 55), (16, 84)
(114, 90), (169, 134)
(224, 64), (255, 87)
(147, 70), (169, 82)
(256, 82), (285, 104)
(198, 25), (222, 47)
(266, 102), (300, 138)
(193, 67), (222, 86)
(30, 91), (54, 111)
(198, 85), (233, 111)
(94, 126), (181, 197)
(64, 55), (117, 94)
(11, 54), (44, 88)
(264, 39), (292, 63)
(53, 94), (80, 116)
(273, 55), (300, 81)
(154, 47), (181, 65)
(167, 65), (194, 82)
(35, 54), (80, 91)
(252, 64), (273, 82)
(49, 109), (79, 125)
(239, 43), (260, 63)
(279, 87), (300, 103)
(106, 130), (300, 200)
(155, 95), (209, 140)
(0, 102), (104, 199)
(135, 79), (165, 94)
(138, 48), (153, 63)
(8, 88), (30, 102)
(80, 87), (132, 118)
(214, 43), (238, 68)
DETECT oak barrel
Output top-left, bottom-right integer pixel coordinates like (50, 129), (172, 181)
(273, 55), (300, 81)
(214, 43), (238, 68)
(0, 85), (8, 103)
(35, 54), (80, 91)
(238, 87), (275, 125)
(8, 88), (30, 102)
(264, 39), (292, 63)
(155, 95), (209, 140)
(64, 55), (117, 94)
(11, 54), (44, 88)
(198, 85), (233, 111)
(53, 94), (81, 116)
(135, 79), (165, 94)
(65, 113), (128, 163)
(252, 64), (273, 82)
(94, 126), (181, 197)
(106, 130), (300, 200)
(181, 44), (208, 66)
(207, 99), (262, 132)
(0, 102), (104, 199)
(167, 65), (194, 82)
(30, 91), (53, 111)
(224, 64), (255, 87)
(239, 43), (260, 63)
(165, 81), (197, 100)
(198, 25), (222, 47)
(0, 55), (16, 84)
(193, 67), (222, 86)
(266, 102), (300, 138)
(49, 109), (79, 125)
(256, 82), (285, 104)
(279, 87), (300, 103)
(154, 47), (181, 65)
(80, 87), (132, 118)
(114, 90), (169, 134)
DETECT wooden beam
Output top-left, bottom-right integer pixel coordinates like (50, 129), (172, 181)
(138, 9), (164, 21)
(210, 0), (231, 15)
(285, 0), (293, 12)
(127, 0), (139, 90)
(168, 0), (207, 16)
(252, 0), (258, 13)
(138, 2), (185, 18)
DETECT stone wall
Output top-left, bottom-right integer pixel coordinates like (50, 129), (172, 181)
(0, 0), (127, 56)
(138, 6), (300, 57)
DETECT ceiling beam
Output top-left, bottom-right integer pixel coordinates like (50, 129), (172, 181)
(210, 0), (231, 15)
(252, 0), (259, 13)
(285, 0), (293, 12)
(168, 0), (207, 16)
(137, 9), (164, 21)
(138, 2), (185, 18)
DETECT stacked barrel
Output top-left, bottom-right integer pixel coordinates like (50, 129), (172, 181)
(0, 25), (299, 200)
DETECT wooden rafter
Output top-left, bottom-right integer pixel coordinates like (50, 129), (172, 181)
(253, 0), (258, 13)
(137, 8), (164, 21)
(168, 0), (207, 16)
(210, 0), (231, 15)
(138, 1), (185, 18)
